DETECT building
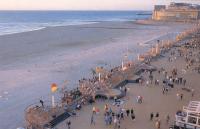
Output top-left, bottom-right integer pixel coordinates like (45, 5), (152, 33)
(152, 2), (200, 21)
(175, 101), (200, 128)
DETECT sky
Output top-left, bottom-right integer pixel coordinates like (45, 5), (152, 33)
(0, 0), (199, 10)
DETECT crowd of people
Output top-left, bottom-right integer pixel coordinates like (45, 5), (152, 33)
(90, 104), (136, 129)
(60, 24), (200, 129)
(78, 63), (133, 98)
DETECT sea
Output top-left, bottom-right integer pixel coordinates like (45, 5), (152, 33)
(0, 11), (151, 36)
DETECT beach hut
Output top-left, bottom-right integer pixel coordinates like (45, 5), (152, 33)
(175, 101), (200, 129)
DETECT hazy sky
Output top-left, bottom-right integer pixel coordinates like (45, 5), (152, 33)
(0, 0), (199, 10)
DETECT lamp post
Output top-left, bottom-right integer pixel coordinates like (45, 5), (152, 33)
(96, 67), (102, 82)
(122, 53), (128, 70)
(156, 40), (160, 54)
(137, 54), (140, 61)
(52, 95), (55, 108)
(98, 73), (101, 82)
(51, 83), (58, 108)
(121, 60), (124, 69)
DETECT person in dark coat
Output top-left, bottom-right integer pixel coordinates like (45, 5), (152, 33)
(131, 113), (135, 121)
(40, 100), (44, 107)
(66, 119), (71, 129)
(155, 112), (159, 119)
(130, 108), (134, 115)
(126, 109), (130, 117)
(150, 112), (154, 121)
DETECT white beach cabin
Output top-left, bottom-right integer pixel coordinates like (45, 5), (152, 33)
(175, 101), (200, 129)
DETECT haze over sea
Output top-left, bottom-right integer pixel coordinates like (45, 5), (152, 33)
(0, 11), (151, 35)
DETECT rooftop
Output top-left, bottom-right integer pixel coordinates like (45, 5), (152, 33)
(154, 2), (200, 11)
(183, 101), (200, 113)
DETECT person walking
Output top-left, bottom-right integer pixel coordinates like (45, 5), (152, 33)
(105, 114), (109, 125)
(155, 112), (159, 120)
(91, 114), (95, 125)
(92, 106), (96, 114)
(124, 87), (127, 96)
(131, 113), (135, 121)
(155, 119), (161, 129)
(180, 93), (183, 100)
(113, 117), (118, 129)
(109, 114), (112, 125)
(166, 114), (170, 124)
(117, 120), (121, 129)
(66, 119), (71, 129)
(162, 87), (165, 94)
(39, 99), (44, 107)
(130, 108), (134, 116)
(183, 79), (186, 86)
(126, 109), (130, 117)
(176, 93), (180, 100)
(120, 112), (124, 120)
(191, 89), (195, 97)
(150, 112), (154, 121)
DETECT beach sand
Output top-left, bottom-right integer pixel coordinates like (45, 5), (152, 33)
(0, 21), (195, 129)
(56, 39), (200, 129)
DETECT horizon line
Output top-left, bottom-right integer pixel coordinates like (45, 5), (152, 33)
(0, 9), (153, 11)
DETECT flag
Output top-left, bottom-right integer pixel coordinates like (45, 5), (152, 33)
(95, 67), (102, 73)
(51, 83), (58, 93)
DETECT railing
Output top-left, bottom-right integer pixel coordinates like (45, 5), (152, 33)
(174, 120), (200, 129)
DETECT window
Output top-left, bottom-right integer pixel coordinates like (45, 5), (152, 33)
(188, 116), (197, 124)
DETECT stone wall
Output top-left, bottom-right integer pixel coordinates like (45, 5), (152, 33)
(152, 9), (200, 21)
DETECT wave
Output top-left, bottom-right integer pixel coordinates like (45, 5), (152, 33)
(0, 21), (99, 36)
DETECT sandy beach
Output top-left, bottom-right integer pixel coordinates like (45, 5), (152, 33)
(0, 21), (195, 129)
(56, 28), (200, 129)
(57, 47), (200, 129)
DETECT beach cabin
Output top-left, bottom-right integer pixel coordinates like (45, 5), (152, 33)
(175, 101), (200, 129)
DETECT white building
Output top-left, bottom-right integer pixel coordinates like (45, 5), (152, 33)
(175, 101), (200, 128)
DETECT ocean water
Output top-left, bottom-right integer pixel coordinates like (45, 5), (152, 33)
(0, 11), (151, 35)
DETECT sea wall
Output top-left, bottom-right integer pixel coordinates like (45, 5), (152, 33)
(152, 10), (200, 21)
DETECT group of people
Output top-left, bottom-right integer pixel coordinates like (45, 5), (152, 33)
(79, 62), (134, 98)
(90, 104), (136, 129)
(150, 112), (170, 129)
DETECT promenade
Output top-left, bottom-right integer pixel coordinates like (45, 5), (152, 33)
(56, 29), (200, 129)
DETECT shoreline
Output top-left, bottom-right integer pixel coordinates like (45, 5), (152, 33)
(0, 20), (196, 129)
(0, 20), (143, 37)
(0, 19), (189, 38)
(0, 21), (102, 37)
